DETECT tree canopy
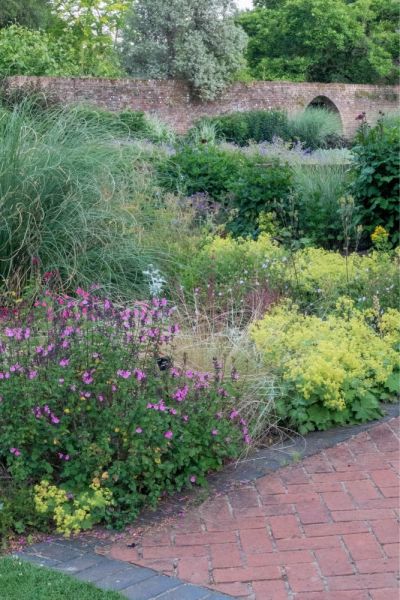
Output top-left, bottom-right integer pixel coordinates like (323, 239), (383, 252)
(238, 0), (399, 84)
(0, 0), (53, 29)
(121, 0), (248, 100)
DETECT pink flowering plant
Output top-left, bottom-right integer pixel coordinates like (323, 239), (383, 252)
(0, 287), (246, 534)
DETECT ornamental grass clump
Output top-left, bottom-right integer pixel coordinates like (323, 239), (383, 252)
(0, 287), (245, 536)
(0, 101), (158, 297)
(251, 297), (400, 434)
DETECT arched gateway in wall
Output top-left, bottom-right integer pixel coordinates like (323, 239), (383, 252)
(4, 76), (399, 138)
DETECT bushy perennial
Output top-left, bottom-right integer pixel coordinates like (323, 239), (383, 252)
(182, 233), (399, 314)
(1, 287), (246, 534)
(251, 298), (399, 433)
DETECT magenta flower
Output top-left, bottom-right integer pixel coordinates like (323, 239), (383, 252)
(59, 358), (69, 367)
(58, 378), (65, 384)
(231, 368), (240, 381)
(58, 452), (70, 461)
(190, 475), (197, 483)
(28, 370), (38, 380)
(82, 371), (94, 384)
(211, 429), (218, 436)
(135, 427), (143, 434)
(230, 410), (239, 420)
(10, 447), (21, 457)
(134, 369), (146, 381)
(117, 369), (131, 379)
(170, 367), (181, 378)
(172, 385), (189, 402)
(51, 414), (60, 425)
(164, 430), (173, 439)
(182, 415), (189, 422)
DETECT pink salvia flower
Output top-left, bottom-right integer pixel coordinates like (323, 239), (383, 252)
(164, 430), (173, 439)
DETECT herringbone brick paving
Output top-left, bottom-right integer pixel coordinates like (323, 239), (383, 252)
(107, 418), (400, 599)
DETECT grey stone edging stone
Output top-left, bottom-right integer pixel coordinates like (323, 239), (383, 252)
(14, 542), (233, 599)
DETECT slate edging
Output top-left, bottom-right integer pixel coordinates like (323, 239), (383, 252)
(14, 541), (233, 599)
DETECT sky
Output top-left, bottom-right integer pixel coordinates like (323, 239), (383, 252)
(237, 0), (253, 9)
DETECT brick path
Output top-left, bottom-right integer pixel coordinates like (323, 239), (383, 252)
(108, 418), (400, 600)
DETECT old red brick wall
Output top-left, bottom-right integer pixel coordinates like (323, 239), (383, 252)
(4, 76), (399, 137)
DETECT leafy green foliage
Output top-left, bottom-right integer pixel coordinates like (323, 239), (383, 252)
(238, 0), (399, 84)
(191, 108), (343, 150)
(121, 0), (248, 100)
(158, 144), (245, 202)
(195, 110), (289, 145)
(351, 114), (400, 244)
(158, 144), (291, 236)
(0, 25), (76, 76)
(0, 0), (53, 30)
(227, 158), (292, 237)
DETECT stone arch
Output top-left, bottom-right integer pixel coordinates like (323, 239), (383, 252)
(307, 95), (343, 132)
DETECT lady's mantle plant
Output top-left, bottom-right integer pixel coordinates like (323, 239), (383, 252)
(0, 287), (246, 534)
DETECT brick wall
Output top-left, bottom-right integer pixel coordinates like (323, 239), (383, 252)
(4, 76), (399, 137)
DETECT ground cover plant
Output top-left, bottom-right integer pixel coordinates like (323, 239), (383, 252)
(251, 298), (400, 433)
(0, 287), (247, 538)
(0, 557), (123, 599)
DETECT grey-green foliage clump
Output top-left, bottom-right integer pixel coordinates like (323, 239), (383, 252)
(121, 0), (248, 101)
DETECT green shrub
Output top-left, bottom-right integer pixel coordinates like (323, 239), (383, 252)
(251, 298), (400, 433)
(0, 102), (158, 297)
(292, 163), (353, 247)
(227, 158), (293, 237)
(191, 108), (343, 149)
(158, 144), (246, 201)
(288, 108), (342, 150)
(158, 145), (291, 236)
(351, 114), (400, 244)
(0, 289), (245, 535)
(192, 110), (289, 145)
